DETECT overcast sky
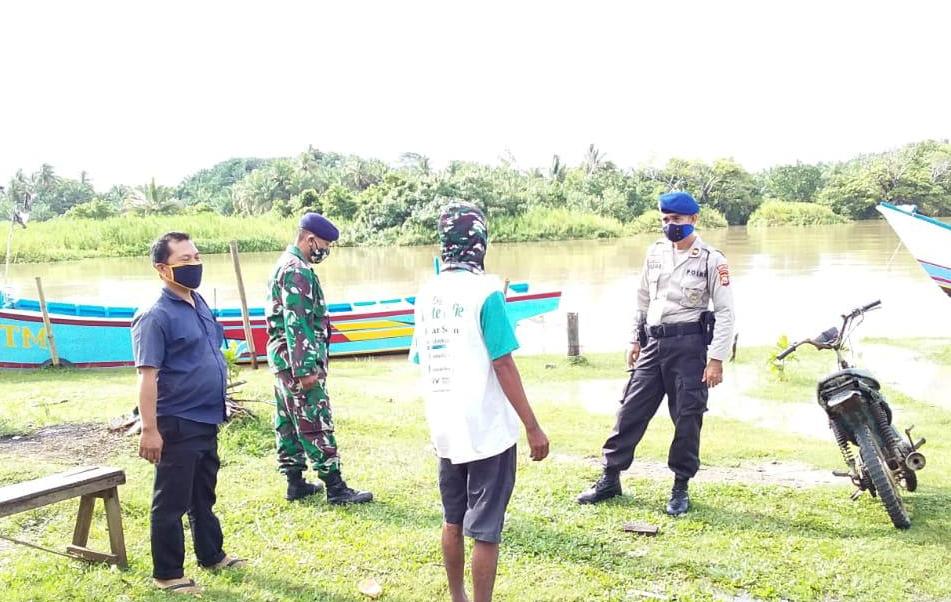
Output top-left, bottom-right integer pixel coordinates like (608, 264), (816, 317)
(1, 0), (949, 189)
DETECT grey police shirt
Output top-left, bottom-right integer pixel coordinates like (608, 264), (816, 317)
(630, 236), (736, 361)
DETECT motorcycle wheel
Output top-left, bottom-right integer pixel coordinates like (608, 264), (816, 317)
(856, 424), (911, 529)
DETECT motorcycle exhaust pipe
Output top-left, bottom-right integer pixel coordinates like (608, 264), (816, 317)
(905, 451), (926, 471)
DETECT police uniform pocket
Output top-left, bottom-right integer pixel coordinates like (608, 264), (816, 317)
(677, 376), (708, 415)
(680, 286), (706, 308)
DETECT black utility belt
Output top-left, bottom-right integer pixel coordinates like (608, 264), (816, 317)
(647, 322), (703, 339)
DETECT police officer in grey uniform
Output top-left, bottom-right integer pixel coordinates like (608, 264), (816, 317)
(577, 191), (735, 515)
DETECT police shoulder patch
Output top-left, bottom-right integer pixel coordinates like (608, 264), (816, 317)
(716, 263), (731, 286)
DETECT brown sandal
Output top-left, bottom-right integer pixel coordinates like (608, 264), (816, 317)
(155, 578), (201, 595)
(207, 554), (247, 570)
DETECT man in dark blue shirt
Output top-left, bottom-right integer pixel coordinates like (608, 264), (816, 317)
(132, 231), (244, 594)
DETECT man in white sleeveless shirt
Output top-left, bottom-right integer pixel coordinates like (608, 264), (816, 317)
(410, 200), (550, 602)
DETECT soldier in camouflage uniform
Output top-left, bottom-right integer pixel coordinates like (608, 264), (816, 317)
(266, 212), (373, 505)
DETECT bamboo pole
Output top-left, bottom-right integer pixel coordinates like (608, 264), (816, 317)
(34, 277), (60, 367)
(229, 241), (258, 369)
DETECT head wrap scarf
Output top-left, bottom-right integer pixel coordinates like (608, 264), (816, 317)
(438, 201), (487, 273)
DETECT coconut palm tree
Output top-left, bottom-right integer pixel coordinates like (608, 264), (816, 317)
(124, 178), (180, 214)
(400, 152), (431, 174)
(582, 144), (605, 175)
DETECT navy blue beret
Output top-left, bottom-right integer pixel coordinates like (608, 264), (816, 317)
(658, 191), (700, 215)
(299, 212), (339, 242)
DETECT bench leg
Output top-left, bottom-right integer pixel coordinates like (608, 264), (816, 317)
(71, 495), (96, 548)
(102, 487), (128, 568)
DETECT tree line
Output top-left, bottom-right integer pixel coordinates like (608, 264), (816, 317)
(2, 140), (949, 243)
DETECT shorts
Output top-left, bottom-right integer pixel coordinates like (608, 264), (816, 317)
(438, 445), (517, 544)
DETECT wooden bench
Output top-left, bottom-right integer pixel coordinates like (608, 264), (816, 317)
(0, 466), (128, 567)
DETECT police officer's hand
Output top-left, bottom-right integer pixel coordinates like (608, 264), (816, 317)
(526, 426), (550, 461)
(702, 359), (723, 388)
(298, 373), (320, 391)
(139, 428), (163, 464)
(626, 343), (642, 369)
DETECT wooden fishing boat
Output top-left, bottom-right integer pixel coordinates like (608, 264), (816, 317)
(877, 202), (951, 299)
(0, 283), (561, 368)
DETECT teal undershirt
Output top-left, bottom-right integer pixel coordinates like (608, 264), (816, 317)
(480, 290), (520, 360)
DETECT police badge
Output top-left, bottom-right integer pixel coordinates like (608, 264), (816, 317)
(684, 287), (703, 306)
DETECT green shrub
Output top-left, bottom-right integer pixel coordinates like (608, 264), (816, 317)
(748, 200), (849, 227)
(491, 208), (626, 242)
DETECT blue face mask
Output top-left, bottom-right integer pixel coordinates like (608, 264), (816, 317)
(663, 223), (694, 242)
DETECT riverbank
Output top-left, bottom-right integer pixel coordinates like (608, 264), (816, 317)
(1, 339), (949, 601)
(5, 206), (727, 264)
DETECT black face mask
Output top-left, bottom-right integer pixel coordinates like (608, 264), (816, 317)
(310, 241), (331, 264)
(168, 263), (203, 289)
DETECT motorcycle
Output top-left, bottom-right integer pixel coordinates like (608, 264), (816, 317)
(776, 300), (927, 529)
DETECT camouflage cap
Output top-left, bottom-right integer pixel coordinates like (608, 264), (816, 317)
(438, 200), (487, 271)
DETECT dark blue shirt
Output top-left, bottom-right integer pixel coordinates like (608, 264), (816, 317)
(131, 288), (227, 425)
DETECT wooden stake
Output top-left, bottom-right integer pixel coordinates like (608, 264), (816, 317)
(34, 277), (60, 367)
(229, 241), (258, 369)
(567, 312), (580, 357)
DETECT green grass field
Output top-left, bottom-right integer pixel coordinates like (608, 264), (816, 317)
(0, 341), (949, 601)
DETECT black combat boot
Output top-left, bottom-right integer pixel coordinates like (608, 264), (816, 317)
(285, 470), (324, 501)
(576, 468), (622, 504)
(321, 471), (373, 505)
(666, 477), (690, 516)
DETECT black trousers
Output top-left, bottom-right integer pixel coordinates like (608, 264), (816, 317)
(151, 416), (226, 579)
(602, 332), (708, 480)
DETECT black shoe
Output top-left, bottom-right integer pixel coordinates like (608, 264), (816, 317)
(322, 472), (373, 505)
(666, 480), (690, 516)
(577, 470), (622, 505)
(285, 471), (324, 501)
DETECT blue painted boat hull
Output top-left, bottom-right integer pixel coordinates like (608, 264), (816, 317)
(0, 283), (561, 368)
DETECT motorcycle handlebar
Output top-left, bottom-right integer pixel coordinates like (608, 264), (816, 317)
(776, 345), (796, 360)
(783, 301), (881, 360)
(847, 300), (881, 318)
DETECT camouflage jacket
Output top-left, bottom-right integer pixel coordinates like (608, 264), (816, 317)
(266, 245), (330, 377)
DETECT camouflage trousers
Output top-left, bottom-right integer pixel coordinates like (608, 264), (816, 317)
(274, 370), (340, 477)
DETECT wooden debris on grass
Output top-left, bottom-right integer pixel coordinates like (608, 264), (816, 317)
(621, 521), (659, 536)
(109, 380), (257, 436)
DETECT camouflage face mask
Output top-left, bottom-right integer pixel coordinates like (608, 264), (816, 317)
(438, 201), (487, 272)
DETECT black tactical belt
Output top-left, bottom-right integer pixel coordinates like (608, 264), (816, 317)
(647, 322), (703, 339)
